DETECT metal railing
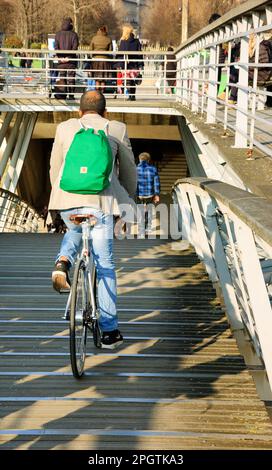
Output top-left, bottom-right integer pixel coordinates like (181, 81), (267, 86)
(175, 0), (272, 158)
(0, 2), (271, 159)
(0, 49), (177, 101)
(173, 177), (272, 399)
(0, 188), (41, 233)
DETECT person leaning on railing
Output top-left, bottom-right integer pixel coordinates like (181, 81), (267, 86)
(54, 16), (79, 100)
(208, 13), (226, 92)
(165, 46), (176, 94)
(89, 25), (113, 94)
(117, 24), (144, 101)
(20, 52), (32, 69)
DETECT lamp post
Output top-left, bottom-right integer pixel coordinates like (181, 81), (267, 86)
(136, 0), (140, 36)
(181, 0), (188, 43)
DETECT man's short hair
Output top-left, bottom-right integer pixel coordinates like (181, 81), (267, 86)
(80, 91), (106, 116)
(139, 152), (151, 161)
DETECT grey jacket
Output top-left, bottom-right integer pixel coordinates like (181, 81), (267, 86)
(48, 113), (137, 220)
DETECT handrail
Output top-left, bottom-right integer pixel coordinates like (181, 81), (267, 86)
(175, 177), (272, 246)
(0, 188), (42, 233)
(175, 0), (272, 158)
(176, 0), (271, 51)
(172, 177), (272, 399)
(0, 48), (176, 101)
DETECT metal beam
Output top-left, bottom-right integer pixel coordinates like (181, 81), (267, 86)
(0, 113), (23, 180)
(3, 113), (37, 192)
(0, 112), (14, 148)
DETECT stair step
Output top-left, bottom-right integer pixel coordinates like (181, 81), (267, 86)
(0, 235), (270, 450)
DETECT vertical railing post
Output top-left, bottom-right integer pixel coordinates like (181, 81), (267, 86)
(192, 49), (200, 112)
(45, 50), (49, 97)
(234, 17), (249, 148)
(200, 42), (206, 115)
(163, 53), (167, 96)
(124, 54), (128, 100)
(223, 27), (231, 131)
(180, 55), (185, 105)
(206, 33), (217, 124)
(176, 53), (182, 102)
(183, 55), (189, 106)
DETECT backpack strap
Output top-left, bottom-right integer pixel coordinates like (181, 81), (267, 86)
(79, 119), (109, 134)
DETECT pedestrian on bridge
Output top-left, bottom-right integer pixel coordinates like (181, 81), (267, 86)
(54, 17), (79, 100)
(117, 25), (143, 101)
(137, 152), (160, 238)
(48, 90), (137, 348)
(89, 25), (113, 94)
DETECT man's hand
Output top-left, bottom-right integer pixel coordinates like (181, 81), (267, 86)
(153, 195), (160, 204)
(114, 217), (127, 239)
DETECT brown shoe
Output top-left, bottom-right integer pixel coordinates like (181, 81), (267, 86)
(52, 260), (71, 292)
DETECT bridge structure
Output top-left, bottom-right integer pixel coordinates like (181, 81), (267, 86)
(0, 0), (272, 450)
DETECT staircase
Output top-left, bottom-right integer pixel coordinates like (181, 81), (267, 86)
(157, 154), (187, 194)
(0, 234), (272, 449)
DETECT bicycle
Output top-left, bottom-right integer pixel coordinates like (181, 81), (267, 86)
(63, 214), (101, 378)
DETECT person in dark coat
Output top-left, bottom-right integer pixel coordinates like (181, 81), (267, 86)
(248, 34), (272, 85)
(20, 53), (32, 68)
(54, 17), (79, 100)
(118, 25), (143, 101)
(229, 33), (272, 103)
(228, 39), (241, 103)
(208, 13), (225, 93)
(165, 46), (176, 93)
(90, 25), (113, 93)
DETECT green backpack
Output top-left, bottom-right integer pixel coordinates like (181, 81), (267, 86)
(60, 122), (113, 195)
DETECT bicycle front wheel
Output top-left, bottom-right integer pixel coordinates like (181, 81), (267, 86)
(70, 259), (88, 378)
(89, 262), (101, 349)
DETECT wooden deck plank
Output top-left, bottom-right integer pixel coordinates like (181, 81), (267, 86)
(0, 234), (272, 449)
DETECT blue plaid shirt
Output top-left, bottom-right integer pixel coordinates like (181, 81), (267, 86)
(137, 161), (160, 197)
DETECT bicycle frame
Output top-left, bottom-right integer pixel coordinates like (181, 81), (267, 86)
(64, 219), (97, 323)
(66, 217), (101, 377)
(82, 220), (97, 324)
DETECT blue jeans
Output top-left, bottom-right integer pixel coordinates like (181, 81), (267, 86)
(58, 207), (118, 332)
(137, 197), (154, 234)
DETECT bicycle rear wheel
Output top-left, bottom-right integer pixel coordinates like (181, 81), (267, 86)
(70, 259), (88, 378)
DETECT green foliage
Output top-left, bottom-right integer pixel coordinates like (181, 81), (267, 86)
(30, 42), (42, 49)
(4, 36), (23, 49)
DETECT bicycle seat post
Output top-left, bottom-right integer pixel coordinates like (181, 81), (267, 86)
(81, 221), (90, 257)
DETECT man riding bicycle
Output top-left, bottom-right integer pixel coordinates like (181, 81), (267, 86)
(48, 90), (137, 349)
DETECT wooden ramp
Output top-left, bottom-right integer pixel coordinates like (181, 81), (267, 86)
(0, 234), (272, 450)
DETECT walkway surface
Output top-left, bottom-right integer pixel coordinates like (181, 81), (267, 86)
(1, 234), (272, 450)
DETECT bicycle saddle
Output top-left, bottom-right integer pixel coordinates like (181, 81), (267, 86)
(69, 214), (97, 226)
